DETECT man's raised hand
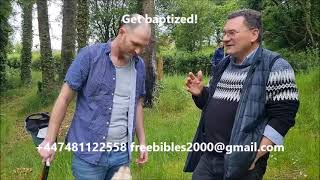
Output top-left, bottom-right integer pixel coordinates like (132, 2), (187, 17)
(185, 70), (204, 96)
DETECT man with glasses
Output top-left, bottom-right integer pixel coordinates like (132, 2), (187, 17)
(184, 9), (299, 180)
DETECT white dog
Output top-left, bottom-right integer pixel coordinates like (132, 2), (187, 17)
(111, 166), (132, 180)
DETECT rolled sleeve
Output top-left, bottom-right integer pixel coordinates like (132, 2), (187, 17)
(64, 48), (90, 91)
(263, 125), (284, 145)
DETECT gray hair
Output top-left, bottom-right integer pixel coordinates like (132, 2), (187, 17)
(228, 9), (262, 43)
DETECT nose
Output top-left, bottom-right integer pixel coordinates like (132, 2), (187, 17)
(222, 34), (230, 43)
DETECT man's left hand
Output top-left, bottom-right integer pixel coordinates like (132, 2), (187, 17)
(136, 145), (148, 165)
(248, 137), (274, 170)
(248, 156), (259, 170)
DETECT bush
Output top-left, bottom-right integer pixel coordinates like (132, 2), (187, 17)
(278, 47), (320, 72)
(7, 53), (21, 69)
(31, 51), (61, 72)
(4, 65), (21, 89)
(31, 53), (41, 71)
(162, 47), (319, 75)
(162, 50), (213, 75)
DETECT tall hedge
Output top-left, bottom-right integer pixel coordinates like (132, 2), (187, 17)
(162, 50), (213, 75)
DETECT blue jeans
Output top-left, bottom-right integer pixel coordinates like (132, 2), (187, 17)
(72, 149), (129, 180)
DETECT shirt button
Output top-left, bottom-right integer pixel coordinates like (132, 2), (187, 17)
(109, 107), (112, 110)
(113, 78), (115, 80)
(102, 136), (105, 139)
(111, 93), (114, 96)
(106, 122), (109, 125)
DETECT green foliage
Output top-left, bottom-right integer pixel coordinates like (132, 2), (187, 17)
(7, 53), (21, 69)
(153, 75), (190, 113)
(4, 66), (21, 89)
(161, 45), (319, 76)
(295, 68), (320, 132)
(7, 51), (61, 73)
(89, 0), (139, 42)
(162, 48), (213, 75)
(278, 46), (320, 72)
(262, 0), (320, 50)
(210, 0), (239, 39)
(1, 71), (319, 179)
(159, 0), (239, 51)
(0, 0), (12, 92)
(239, 0), (263, 11)
(20, 88), (58, 114)
(31, 51), (41, 70)
(171, 0), (215, 51)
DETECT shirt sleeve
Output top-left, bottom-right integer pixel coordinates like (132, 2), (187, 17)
(64, 47), (90, 91)
(263, 58), (299, 145)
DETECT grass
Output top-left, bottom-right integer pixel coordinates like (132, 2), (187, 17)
(0, 69), (319, 179)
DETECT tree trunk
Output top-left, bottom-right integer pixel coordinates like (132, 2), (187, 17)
(20, 1), (33, 85)
(36, 0), (55, 95)
(139, 0), (157, 107)
(0, 0), (12, 92)
(303, 0), (315, 46)
(76, 0), (89, 50)
(60, 0), (77, 81)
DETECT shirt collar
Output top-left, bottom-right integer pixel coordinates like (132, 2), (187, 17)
(230, 46), (259, 67)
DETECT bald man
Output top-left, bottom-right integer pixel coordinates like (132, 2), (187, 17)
(38, 14), (151, 179)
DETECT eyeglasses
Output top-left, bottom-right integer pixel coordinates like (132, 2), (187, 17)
(223, 30), (241, 38)
(223, 28), (257, 38)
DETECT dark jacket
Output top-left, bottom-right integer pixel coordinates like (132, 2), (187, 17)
(184, 47), (280, 179)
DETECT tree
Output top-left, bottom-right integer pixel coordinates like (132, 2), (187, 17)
(89, 0), (139, 42)
(139, 0), (157, 107)
(36, 0), (55, 95)
(157, 0), (239, 51)
(76, 0), (89, 50)
(210, 0), (239, 44)
(239, 0), (263, 11)
(20, 0), (34, 85)
(0, 0), (12, 92)
(171, 0), (215, 51)
(263, 0), (320, 50)
(60, 0), (76, 81)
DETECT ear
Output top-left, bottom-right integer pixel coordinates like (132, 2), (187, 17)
(251, 29), (259, 42)
(119, 27), (126, 36)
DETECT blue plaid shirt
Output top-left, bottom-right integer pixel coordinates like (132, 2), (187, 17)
(64, 40), (146, 165)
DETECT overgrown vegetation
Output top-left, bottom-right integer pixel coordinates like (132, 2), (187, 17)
(0, 70), (318, 179)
